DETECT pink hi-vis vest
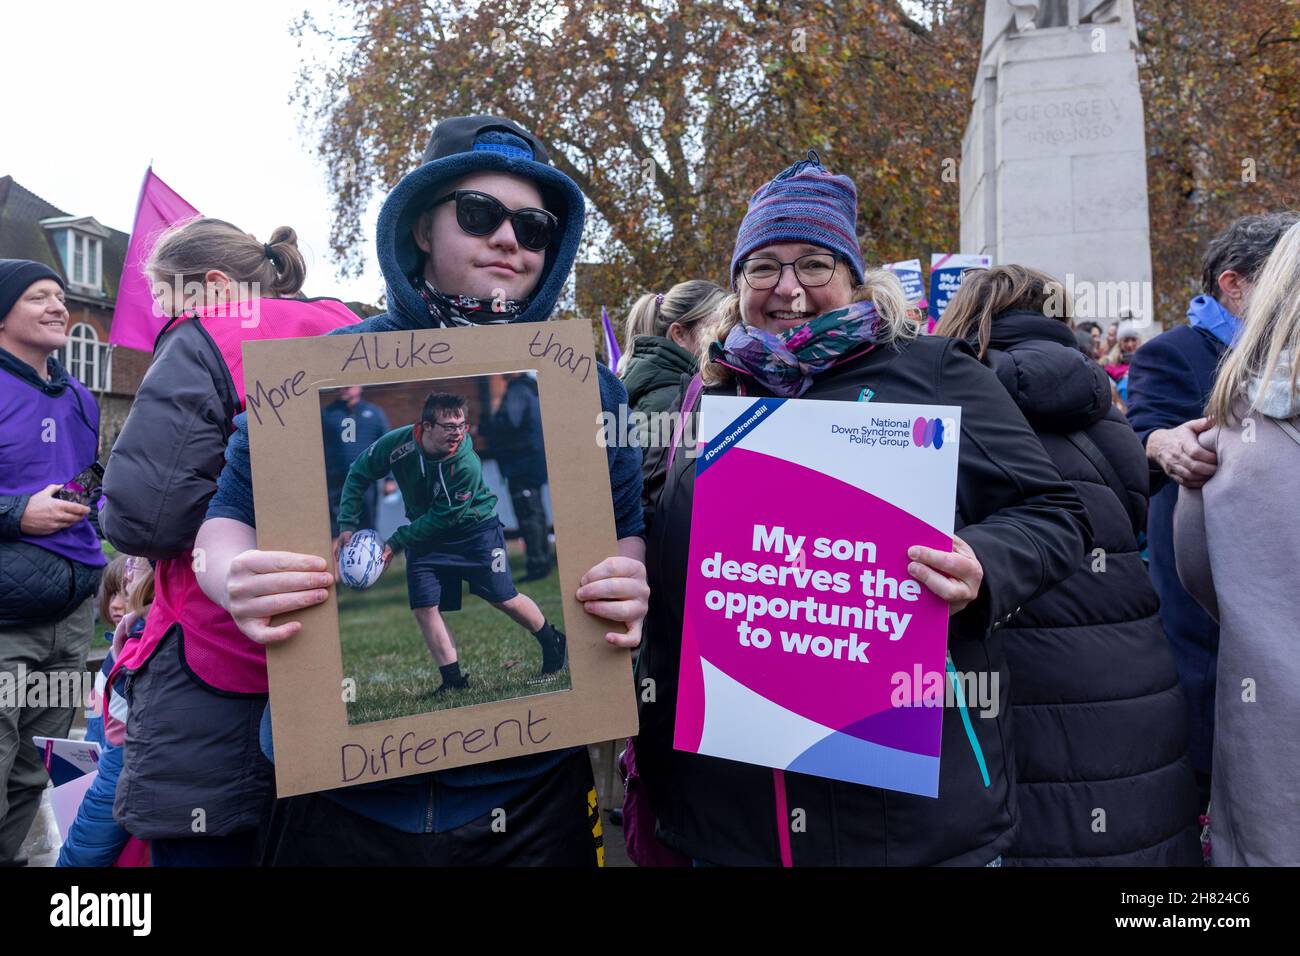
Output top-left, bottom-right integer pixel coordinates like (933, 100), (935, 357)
(113, 298), (358, 694)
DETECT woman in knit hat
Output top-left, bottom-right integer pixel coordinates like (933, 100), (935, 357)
(632, 152), (1091, 866)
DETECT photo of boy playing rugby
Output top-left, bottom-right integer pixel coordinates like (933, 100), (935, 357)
(334, 388), (565, 699)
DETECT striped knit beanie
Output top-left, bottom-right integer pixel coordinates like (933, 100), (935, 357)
(729, 150), (865, 287)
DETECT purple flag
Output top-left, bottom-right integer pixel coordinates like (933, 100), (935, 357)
(601, 305), (622, 369)
(110, 168), (200, 351)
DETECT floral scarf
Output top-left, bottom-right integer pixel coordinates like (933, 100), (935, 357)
(710, 300), (884, 397)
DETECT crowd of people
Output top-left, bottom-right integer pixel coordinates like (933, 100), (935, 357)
(0, 112), (1295, 867)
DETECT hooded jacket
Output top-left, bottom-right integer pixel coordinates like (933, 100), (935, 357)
(205, 116), (645, 835)
(0, 348), (105, 625)
(980, 311), (1201, 866)
(636, 331), (1091, 866)
(622, 334), (698, 416)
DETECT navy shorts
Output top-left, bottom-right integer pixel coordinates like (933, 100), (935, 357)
(405, 517), (518, 611)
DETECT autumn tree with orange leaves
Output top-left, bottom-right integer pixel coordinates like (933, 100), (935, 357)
(293, 0), (980, 317)
(1137, 0), (1299, 324)
(295, 0), (1296, 331)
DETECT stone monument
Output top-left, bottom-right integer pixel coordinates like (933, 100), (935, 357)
(960, 0), (1155, 330)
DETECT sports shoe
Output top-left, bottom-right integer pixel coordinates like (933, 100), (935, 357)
(537, 624), (568, 674)
(430, 674), (471, 697)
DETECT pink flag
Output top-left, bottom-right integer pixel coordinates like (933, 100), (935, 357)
(110, 168), (200, 351)
(601, 305), (622, 370)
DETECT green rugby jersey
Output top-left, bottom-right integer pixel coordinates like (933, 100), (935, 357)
(338, 424), (497, 551)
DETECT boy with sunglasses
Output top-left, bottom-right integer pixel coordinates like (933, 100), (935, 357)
(335, 391), (565, 692)
(194, 116), (647, 866)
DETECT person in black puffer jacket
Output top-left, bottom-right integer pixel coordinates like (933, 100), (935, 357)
(936, 265), (1202, 866)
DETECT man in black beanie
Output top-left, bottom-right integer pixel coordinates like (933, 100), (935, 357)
(0, 258), (105, 865)
(0, 259), (66, 335)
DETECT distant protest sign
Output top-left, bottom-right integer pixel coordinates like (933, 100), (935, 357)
(927, 253), (991, 331)
(675, 395), (960, 797)
(882, 259), (926, 310)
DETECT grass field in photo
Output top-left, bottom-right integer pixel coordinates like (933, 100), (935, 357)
(338, 543), (570, 725)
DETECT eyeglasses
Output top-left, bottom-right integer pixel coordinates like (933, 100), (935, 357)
(738, 253), (841, 290)
(432, 421), (469, 434)
(429, 190), (558, 251)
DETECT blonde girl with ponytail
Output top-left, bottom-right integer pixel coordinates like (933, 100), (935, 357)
(100, 217), (355, 867)
(147, 219), (308, 318)
(621, 279), (726, 410)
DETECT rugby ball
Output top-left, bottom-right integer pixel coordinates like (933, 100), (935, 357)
(339, 529), (386, 590)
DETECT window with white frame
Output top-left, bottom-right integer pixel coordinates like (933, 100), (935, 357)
(65, 231), (103, 290)
(61, 322), (112, 392)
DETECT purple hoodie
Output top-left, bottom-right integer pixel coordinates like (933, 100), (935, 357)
(0, 347), (105, 568)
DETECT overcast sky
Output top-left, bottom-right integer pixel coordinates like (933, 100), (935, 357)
(4, 2), (939, 308)
(1, 0), (385, 303)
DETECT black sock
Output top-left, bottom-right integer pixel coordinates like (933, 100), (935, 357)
(532, 621), (555, 641)
(439, 662), (463, 684)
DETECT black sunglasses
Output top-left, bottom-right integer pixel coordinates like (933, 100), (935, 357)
(429, 190), (558, 251)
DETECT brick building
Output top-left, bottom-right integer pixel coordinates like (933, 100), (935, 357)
(0, 176), (150, 456)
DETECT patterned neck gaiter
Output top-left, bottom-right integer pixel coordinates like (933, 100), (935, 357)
(411, 276), (528, 327)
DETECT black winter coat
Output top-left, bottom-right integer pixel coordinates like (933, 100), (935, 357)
(636, 332), (1092, 866)
(623, 335), (698, 500)
(484, 375), (548, 488)
(100, 316), (238, 559)
(981, 311), (1201, 866)
(622, 335), (697, 416)
(99, 314), (268, 839)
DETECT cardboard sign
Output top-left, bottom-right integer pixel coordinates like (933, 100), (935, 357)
(927, 253), (991, 330)
(674, 396), (960, 797)
(243, 322), (637, 797)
